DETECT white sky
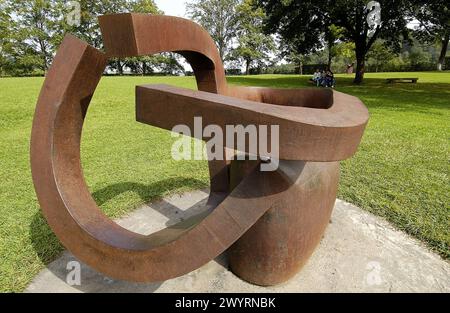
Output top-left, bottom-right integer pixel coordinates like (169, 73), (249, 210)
(154, 0), (187, 17)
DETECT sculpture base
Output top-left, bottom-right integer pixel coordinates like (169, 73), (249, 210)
(228, 160), (340, 286)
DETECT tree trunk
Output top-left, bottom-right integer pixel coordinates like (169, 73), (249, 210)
(245, 59), (250, 75)
(437, 33), (449, 71)
(299, 60), (303, 75)
(38, 41), (48, 72)
(354, 55), (366, 84)
(218, 41), (225, 63)
(327, 47), (332, 69)
(353, 40), (366, 84)
(117, 59), (123, 75)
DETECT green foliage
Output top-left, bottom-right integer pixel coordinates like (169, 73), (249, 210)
(0, 0), (10, 75)
(365, 39), (438, 72)
(263, 62), (297, 74)
(258, 0), (413, 83)
(186, 0), (240, 61)
(250, 38), (439, 74)
(412, 2), (449, 44)
(0, 0), (175, 76)
(408, 46), (432, 67)
(57, 0), (133, 49)
(60, 0), (162, 74)
(411, 0), (449, 70)
(4, 0), (61, 72)
(132, 0), (163, 14)
(324, 24), (346, 67)
(230, 0), (275, 74)
(366, 40), (396, 72)
(186, 0), (277, 73)
(332, 42), (355, 63)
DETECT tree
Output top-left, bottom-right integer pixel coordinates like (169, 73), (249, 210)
(1, 1), (44, 76)
(63, 0), (139, 74)
(0, 0), (11, 75)
(7, 0), (63, 72)
(56, 0), (127, 49)
(1, 0), (184, 76)
(412, 0), (449, 71)
(4, 0), (132, 74)
(259, 0), (412, 83)
(231, 0), (275, 74)
(154, 54), (185, 75)
(125, 54), (185, 75)
(132, 0), (161, 14)
(281, 44), (310, 75)
(59, 0), (163, 75)
(325, 25), (345, 69)
(333, 41), (355, 67)
(406, 44), (433, 70)
(186, 0), (240, 62)
(366, 40), (395, 72)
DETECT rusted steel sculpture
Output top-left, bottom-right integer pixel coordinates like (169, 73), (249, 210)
(31, 13), (369, 286)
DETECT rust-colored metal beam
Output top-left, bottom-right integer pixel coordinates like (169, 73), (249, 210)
(99, 13), (233, 192)
(31, 13), (368, 286)
(136, 84), (367, 161)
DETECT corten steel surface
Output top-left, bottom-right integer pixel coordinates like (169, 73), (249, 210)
(30, 13), (369, 285)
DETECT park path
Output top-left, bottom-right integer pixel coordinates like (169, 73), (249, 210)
(26, 190), (449, 293)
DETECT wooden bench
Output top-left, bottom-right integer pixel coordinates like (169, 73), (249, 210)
(386, 78), (418, 84)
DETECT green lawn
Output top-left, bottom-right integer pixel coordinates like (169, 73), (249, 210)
(0, 72), (449, 292)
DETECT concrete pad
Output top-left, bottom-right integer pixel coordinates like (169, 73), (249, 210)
(26, 190), (450, 293)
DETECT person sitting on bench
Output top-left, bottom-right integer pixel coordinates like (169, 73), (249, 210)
(324, 69), (336, 88)
(310, 69), (322, 86)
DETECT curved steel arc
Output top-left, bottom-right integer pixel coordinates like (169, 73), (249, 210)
(30, 35), (292, 281)
(99, 13), (232, 192)
(99, 13), (227, 94)
(30, 14), (369, 284)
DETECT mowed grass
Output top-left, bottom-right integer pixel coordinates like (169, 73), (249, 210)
(0, 72), (449, 291)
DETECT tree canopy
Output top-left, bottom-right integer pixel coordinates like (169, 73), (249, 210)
(186, 0), (240, 61)
(0, 0), (186, 76)
(0, 0), (447, 77)
(258, 0), (413, 83)
(231, 0), (275, 74)
(412, 0), (449, 71)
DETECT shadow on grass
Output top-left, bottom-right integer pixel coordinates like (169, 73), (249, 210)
(91, 177), (206, 207)
(28, 176), (209, 292)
